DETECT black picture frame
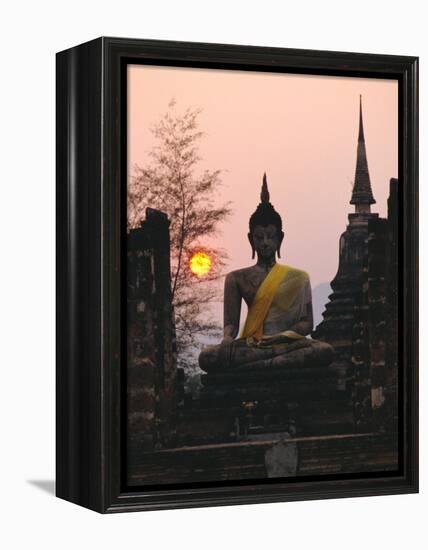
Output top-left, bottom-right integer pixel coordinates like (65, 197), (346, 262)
(56, 37), (418, 513)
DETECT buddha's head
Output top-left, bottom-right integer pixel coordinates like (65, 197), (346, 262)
(248, 174), (284, 260)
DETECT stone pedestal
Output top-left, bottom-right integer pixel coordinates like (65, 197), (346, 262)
(176, 361), (353, 447)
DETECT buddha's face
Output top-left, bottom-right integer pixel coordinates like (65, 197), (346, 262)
(249, 224), (283, 260)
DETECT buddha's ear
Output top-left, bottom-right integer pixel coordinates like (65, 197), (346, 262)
(277, 231), (285, 259)
(248, 232), (255, 259)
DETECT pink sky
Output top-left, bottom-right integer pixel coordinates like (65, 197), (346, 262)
(127, 64), (398, 326)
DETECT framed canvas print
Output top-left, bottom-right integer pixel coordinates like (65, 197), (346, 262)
(56, 37), (418, 513)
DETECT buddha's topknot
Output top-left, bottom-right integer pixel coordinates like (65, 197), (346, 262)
(249, 173), (283, 234)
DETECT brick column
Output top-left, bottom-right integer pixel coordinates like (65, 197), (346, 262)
(127, 208), (179, 464)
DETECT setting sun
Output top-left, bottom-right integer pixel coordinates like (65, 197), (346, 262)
(189, 252), (212, 277)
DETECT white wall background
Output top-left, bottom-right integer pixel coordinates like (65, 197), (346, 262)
(0, 1), (425, 548)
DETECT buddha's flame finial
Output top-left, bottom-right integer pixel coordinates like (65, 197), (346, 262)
(261, 173), (270, 203)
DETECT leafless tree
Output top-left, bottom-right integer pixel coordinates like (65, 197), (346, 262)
(128, 101), (232, 370)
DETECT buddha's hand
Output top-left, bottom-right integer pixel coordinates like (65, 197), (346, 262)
(259, 331), (303, 347)
(258, 334), (292, 347)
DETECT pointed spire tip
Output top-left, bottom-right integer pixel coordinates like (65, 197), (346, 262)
(350, 94), (376, 207)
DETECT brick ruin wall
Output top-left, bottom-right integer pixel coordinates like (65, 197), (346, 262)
(127, 209), (181, 466)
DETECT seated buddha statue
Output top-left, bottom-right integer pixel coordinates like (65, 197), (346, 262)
(199, 174), (334, 374)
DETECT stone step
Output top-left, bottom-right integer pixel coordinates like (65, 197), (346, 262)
(127, 432), (398, 486)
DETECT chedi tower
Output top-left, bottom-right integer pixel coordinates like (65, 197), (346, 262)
(313, 96), (378, 360)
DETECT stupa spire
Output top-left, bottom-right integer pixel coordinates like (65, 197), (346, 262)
(350, 95), (376, 211)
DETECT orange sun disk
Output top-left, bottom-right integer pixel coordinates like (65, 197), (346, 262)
(189, 252), (212, 277)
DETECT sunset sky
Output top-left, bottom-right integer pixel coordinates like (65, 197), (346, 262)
(127, 64), (398, 329)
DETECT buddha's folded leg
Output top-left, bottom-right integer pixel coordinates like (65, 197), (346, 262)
(232, 339), (334, 371)
(199, 337), (334, 373)
(199, 339), (277, 372)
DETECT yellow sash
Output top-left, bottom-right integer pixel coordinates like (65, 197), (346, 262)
(240, 264), (308, 340)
